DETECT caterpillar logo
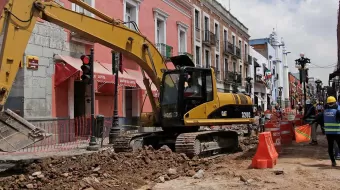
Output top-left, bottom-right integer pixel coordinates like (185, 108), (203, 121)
(221, 111), (227, 117)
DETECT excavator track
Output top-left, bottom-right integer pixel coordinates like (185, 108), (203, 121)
(112, 130), (240, 158)
(175, 130), (239, 158)
(112, 131), (164, 152)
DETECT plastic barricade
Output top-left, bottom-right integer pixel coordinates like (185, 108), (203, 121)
(292, 118), (303, 140)
(294, 124), (311, 143)
(251, 132), (278, 169)
(264, 122), (281, 153)
(280, 121), (293, 145)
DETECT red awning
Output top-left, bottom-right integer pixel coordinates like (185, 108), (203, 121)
(54, 55), (136, 87)
(125, 69), (159, 97)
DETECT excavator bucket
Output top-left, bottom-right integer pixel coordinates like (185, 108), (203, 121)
(0, 109), (52, 152)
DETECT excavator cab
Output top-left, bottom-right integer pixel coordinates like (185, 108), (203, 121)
(160, 67), (214, 129)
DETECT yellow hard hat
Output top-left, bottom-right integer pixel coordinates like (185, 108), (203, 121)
(327, 96), (336, 104)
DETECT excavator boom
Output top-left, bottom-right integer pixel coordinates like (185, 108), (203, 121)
(0, 0), (166, 152)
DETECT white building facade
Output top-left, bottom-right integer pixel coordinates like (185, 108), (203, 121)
(250, 47), (271, 111)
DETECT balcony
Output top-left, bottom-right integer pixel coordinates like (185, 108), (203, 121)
(255, 74), (263, 83)
(223, 41), (234, 56)
(235, 73), (242, 84)
(224, 71), (234, 84)
(156, 43), (173, 59)
(224, 71), (241, 84)
(244, 55), (252, 65)
(235, 47), (241, 58)
(203, 30), (216, 46)
(178, 52), (193, 61)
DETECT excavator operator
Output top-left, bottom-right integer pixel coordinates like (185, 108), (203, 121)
(184, 73), (201, 97)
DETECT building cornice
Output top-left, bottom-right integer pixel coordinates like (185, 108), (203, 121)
(174, 0), (193, 10)
(201, 0), (250, 39)
(153, 8), (169, 19)
(161, 0), (191, 18)
(177, 21), (189, 30)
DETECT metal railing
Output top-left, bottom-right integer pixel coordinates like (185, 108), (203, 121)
(156, 43), (173, 58)
(235, 46), (241, 58)
(203, 30), (216, 46)
(223, 41), (235, 55)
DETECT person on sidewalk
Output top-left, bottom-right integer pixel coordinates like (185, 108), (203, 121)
(312, 96), (340, 166)
(303, 99), (317, 145)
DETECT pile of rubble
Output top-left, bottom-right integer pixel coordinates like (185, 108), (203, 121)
(0, 146), (213, 190)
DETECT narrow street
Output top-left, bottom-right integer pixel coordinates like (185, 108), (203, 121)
(149, 134), (340, 190)
(1, 134), (339, 190)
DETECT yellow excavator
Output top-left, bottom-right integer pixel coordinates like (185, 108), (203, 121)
(0, 0), (254, 157)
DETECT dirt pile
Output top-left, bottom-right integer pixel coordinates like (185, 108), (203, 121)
(0, 146), (214, 190)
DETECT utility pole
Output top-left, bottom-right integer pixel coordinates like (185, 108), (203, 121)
(86, 48), (99, 151)
(109, 51), (121, 144)
(295, 53), (311, 114)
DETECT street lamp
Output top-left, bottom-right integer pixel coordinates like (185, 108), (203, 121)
(315, 78), (322, 103)
(295, 53), (311, 114)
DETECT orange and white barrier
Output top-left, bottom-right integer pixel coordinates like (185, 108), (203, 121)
(252, 132), (278, 169)
(264, 122), (281, 153)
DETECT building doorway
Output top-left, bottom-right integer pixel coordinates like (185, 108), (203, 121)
(125, 87), (133, 121)
(74, 81), (86, 118)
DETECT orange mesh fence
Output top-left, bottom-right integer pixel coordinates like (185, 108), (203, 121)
(0, 115), (98, 156)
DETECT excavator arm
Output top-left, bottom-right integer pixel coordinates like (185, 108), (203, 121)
(0, 0), (166, 112)
(0, 0), (169, 152)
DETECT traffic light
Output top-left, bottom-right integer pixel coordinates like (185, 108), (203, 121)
(118, 53), (123, 73)
(80, 54), (92, 84)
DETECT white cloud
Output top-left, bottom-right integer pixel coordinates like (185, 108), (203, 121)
(218, 0), (338, 84)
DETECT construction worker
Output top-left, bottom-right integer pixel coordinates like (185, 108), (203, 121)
(312, 96), (340, 166)
(303, 99), (317, 145)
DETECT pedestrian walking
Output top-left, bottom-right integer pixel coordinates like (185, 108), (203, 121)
(303, 99), (317, 145)
(311, 96), (340, 166)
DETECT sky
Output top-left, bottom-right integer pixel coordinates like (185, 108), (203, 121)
(217, 0), (338, 84)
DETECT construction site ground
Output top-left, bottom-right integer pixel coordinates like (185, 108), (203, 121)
(1, 132), (340, 190)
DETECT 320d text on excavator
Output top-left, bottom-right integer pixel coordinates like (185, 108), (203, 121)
(0, 0), (254, 157)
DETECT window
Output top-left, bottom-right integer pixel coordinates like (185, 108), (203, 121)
(216, 55), (219, 71)
(179, 30), (186, 52)
(195, 46), (200, 66)
(205, 50), (210, 68)
(223, 30), (228, 51)
(206, 72), (213, 102)
(124, 0), (139, 30)
(246, 67), (248, 77)
(245, 44), (248, 58)
(239, 40), (242, 53)
(154, 8), (168, 45)
(72, 0), (94, 17)
(224, 58), (228, 79)
(204, 16), (209, 31)
(232, 35), (235, 45)
(214, 23), (219, 51)
(233, 62), (236, 72)
(194, 10), (200, 29)
(177, 22), (188, 54)
(239, 65), (242, 74)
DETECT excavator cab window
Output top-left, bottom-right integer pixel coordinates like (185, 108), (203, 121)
(160, 68), (213, 126)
